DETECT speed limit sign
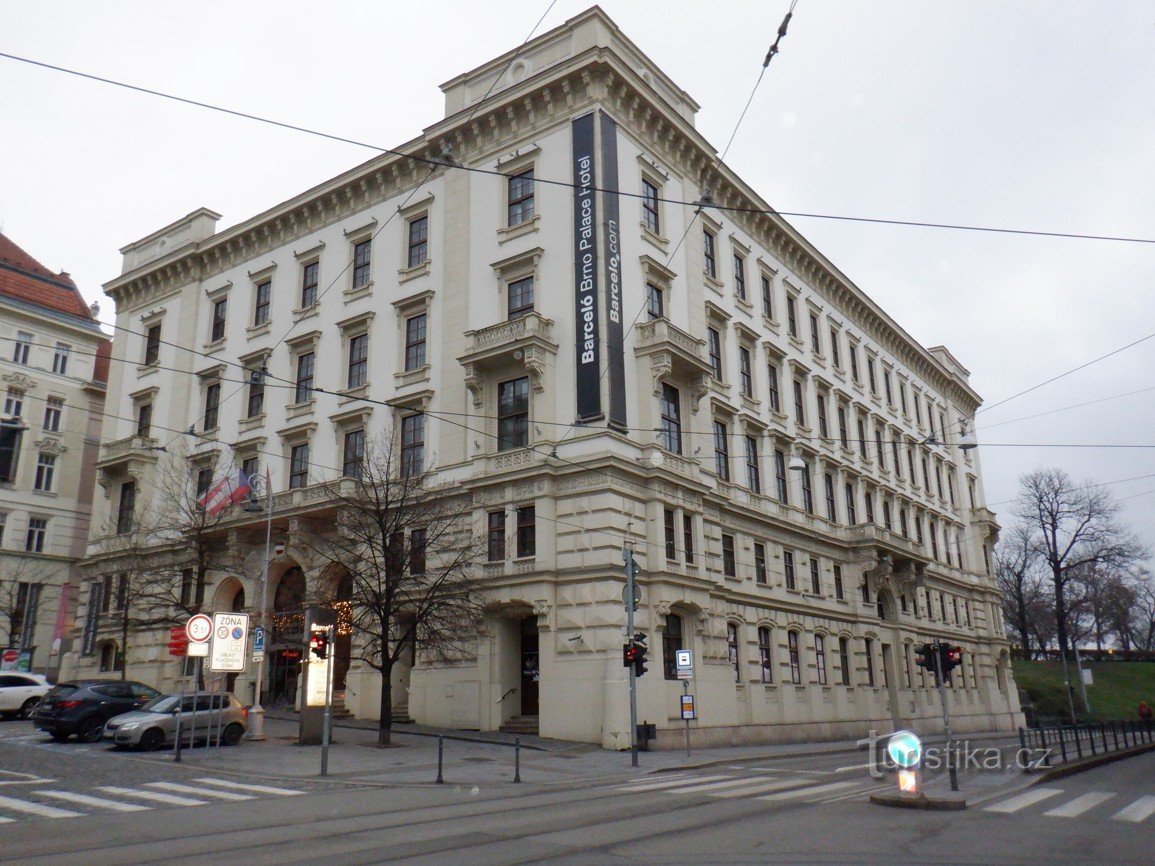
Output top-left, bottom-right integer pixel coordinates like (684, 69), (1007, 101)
(186, 614), (213, 644)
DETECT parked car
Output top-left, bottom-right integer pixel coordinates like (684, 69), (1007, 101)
(104, 692), (247, 750)
(33, 679), (161, 742)
(0, 673), (52, 720)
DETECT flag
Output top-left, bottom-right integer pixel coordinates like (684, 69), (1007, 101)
(197, 468), (252, 517)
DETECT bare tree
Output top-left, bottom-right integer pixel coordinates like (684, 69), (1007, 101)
(996, 524), (1046, 657)
(305, 433), (485, 746)
(0, 554), (53, 651)
(1070, 563), (1140, 651)
(1014, 469), (1147, 660)
(1129, 574), (1155, 651)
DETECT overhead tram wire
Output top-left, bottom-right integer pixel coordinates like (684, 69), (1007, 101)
(3, 50), (1153, 247)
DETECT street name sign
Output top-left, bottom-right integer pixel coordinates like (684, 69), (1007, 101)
(208, 612), (250, 673)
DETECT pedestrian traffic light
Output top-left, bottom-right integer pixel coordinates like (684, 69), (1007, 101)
(623, 642), (639, 668)
(914, 644), (933, 670)
(939, 644), (962, 681)
(310, 628), (329, 660)
(633, 633), (649, 678)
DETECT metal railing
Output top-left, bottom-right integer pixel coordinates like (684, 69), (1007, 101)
(1019, 720), (1154, 769)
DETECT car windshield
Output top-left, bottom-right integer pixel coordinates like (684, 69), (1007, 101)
(140, 695), (180, 713)
(46, 684), (79, 699)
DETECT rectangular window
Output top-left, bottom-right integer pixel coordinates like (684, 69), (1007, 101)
(738, 347), (753, 397)
(664, 509), (677, 560)
(352, 238), (372, 288)
(809, 313), (821, 354)
(774, 450), (788, 504)
(947, 473), (957, 507)
(830, 328), (841, 368)
(754, 543), (767, 585)
(196, 467), (213, 499)
(767, 364), (780, 412)
(892, 440), (902, 478)
(407, 216), (429, 268)
(240, 457), (259, 488)
(487, 511), (505, 561)
(727, 622), (740, 681)
(817, 393), (829, 438)
(645, 283), (664, 320)
(721, 534), (736, 577)
(899, 382), (909, 415)
(713, 420), (730, 481)
(25, 517), (47, 553)
(4, 388), (24, 418)
(202, 382), (220, 431)
(845, 483), (857, 524)
(733, 254), (746, 300)
(839, 636), (851, 685)
(867, 356), (877, 395)
(507, 275), (534, 319)
(658, 384), (682, 454)
(683, 514), (695, 564)
(800, 463), (813, 513)
(758, 626), (773, 683)
(641, 178), (659, 234)
(786, 296), (798, 337)
(289, 443), (310, 488)
(508, 169), (535, 226)
(346, 333), (369, 389)
(663, 614), (684, 680)
(783, 550), (795, 590)
(179, 569), (194, 608)
(899, 508), (909, 538)
(52, 343), (70, 375)
(883, 501), (893, 531)
(342, 429), (365, 479)
(707, 328), (722, 380)
(44, 397), (63, 432)
(838, 406), (849, 448)
(907, 450), (917, 487)
(703, 229), (717, 278)
(849, 342), (860, 382)
(865, 491), (875, 523)
(400, 413), (424, 478)
(13, 331), (32, 365)
(788, 631), (801, 684)
(883, 369), (893, 405)
(761, 275), (773, 319)
(144, 324), (161, 366)
(137, 402), (153, 437)
(497, 377), (529, 451)
(34, 453), (55, 492)
(295, 352), (315, 403)
(875, 429), (886, 470)
(914, 392), (923, 425)
(246, 364), (265, 418)
(793, 380), (806, 426)
(815, 635), (828, 685)
(253, 280), (272, 326)
(405, 314), (427, 371)
(864, 638), (876, 687)
(745, 436), (760, 493)
(810, 559), (821, 594)
(833, 564), (844, 600)
(824, 473), (836, 521)
(516, 505), (536, 558)
(409, 528), (427, 576)
(117, 481), (136, 534)
(211, 298), (227, 342)
(301, 261), (319, 308)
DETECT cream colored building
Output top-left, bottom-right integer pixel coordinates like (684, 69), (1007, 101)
(0, 232), (108, 678)
(67, 7), (1020, 746)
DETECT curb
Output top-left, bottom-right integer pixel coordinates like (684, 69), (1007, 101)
(870, 792), (966, 811)
(1036, 741), (1155, 783)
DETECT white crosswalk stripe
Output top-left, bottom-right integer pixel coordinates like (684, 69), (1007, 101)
(144, 781), (254, 801)
(707, 779), (812, 798)
(0, 795), (84, 819)
(756, 781), (859, 802)
(38, 791), (151, 812)
(1112, 795), (1155, 823)
(95, 786), (208, 806)
(1043, 792), (1115, 818)
(984, 787), (1064, 814)
(192, 778), (303, 796)
(619, 774), (733, 793)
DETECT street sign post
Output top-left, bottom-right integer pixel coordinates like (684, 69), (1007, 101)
(208, 612), (249, 673)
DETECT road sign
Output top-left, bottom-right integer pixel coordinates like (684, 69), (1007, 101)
(675, 649), (693, 679)
(621, 582), (640, 611)
(208, 612), (250, 672)
(680, 694), (696, 720)
(187, 641), (208, 657)
(167, 626), (188, 657)
(253, 626), (265, 654)
(186, 614), (213, 644)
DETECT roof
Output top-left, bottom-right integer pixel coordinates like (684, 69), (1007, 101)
(0, 232), (96, 322)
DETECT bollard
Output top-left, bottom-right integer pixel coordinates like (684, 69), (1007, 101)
(1074, 726), (1083, 760)
(436, 735), (444, 784)
(1089, 724), (1097, 756)
(1123, 721), (1131, 749)
(514, 737), (521, 784)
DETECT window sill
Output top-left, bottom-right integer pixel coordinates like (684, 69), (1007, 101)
(498, 214), (541, 245)
(202, 338), (226, 354)
(135, 364), (159, 378)
(293, 304), (320, 323)
(32, 489), (58, 498)
(788, 335), (805, 352)
(238, 414), (265, 432)
(344, 281), (374, 303)
(398, 260), (431, 284)
(285, 400), (315, 420)
(246, 322), (272, 339)
(739, 394), (761, 413)
(337, 385), (370, 405)
(735, 296), (754, 316)
(639, 223), (668, 251)
(761, 316), (780, 335)
(395, 365), (431, 389)
(704, 273), (725, 294)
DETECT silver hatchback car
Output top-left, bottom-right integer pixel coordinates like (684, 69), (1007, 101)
(104, 692), (247, 750)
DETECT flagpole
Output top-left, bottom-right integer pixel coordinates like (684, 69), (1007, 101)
(246, 467), (273, 741)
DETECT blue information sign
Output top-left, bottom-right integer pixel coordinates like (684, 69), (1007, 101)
(253, 626), (265, 653)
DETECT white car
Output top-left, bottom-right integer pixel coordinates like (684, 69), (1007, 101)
(0, 673), (52, 720)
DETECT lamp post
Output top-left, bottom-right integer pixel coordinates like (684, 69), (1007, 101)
(244, 474), (274, 741)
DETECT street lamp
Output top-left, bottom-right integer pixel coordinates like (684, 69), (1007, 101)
(243, 473), (274, 741)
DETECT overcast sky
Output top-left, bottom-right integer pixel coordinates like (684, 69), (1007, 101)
(2, 1), (1152, 563)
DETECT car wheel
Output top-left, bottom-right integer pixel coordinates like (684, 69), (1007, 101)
(139, 727), (166, 751)
(221, 723), (244, 747)
(78, 717), (105, 743)
(18, 698), (41, 720)
(50, 732), (71, 742)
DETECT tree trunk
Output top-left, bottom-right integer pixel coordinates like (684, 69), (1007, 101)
(119, 611), (129, 681)
(377, 659), (393, 746)
(1053, 567), (1070, 659)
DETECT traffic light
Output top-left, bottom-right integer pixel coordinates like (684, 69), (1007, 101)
(623, 642), (639, 668)
(938, 644), (962, 682)
(633, 632), (649, 678)
(914, 644), (933, 671)
(310, 628), (329, 660)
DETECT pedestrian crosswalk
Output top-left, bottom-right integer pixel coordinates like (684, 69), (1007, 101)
(616, 771), (886, 805)
(983, 787), (1155, 823)
(0, 776), (303, 823)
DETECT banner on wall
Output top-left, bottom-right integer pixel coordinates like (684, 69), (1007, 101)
(572, 113), (602, 421)
(599, 112), (627, 430)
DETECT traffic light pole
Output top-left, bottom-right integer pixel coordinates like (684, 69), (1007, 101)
(321, 624), (334, 776)
(624, 546), (639, 768)
(931, 642), (959, 792)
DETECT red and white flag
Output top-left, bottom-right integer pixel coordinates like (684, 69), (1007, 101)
(197, 468), (252, 516)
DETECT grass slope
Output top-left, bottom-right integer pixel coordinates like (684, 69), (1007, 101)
(1013, 659), (1155, 722)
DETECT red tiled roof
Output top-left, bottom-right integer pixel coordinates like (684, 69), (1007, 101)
(0, 232), (95, 321)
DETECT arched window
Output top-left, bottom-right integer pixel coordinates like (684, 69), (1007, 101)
(787, 631), (801, 684)
(758, 626), (773, 684)
(662, 614), (684, 680)
(727, 622), (740, 682)
(98, 641), (120, 673)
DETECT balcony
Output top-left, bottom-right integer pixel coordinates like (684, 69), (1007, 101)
(458, 313), (557, 407)
(94, 435), (161, 489)
(634, 319), (714, 409)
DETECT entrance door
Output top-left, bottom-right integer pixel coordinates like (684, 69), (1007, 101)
(519, 616), (539, 715)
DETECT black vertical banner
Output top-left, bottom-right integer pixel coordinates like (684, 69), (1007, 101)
(599, 112), (627, 430)
(81, 583), (101, 657)
(572, 113), (602, 421)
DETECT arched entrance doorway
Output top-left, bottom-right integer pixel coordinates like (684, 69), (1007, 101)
(269, 566), (306, 707)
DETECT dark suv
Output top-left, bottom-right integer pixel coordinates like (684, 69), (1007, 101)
(33, 680), (161, 743)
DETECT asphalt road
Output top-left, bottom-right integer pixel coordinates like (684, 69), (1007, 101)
(2, 717), (1152, 865)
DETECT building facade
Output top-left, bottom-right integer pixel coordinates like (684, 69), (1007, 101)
(66, 7), (1021, 746)
(0, 232), (108, 677)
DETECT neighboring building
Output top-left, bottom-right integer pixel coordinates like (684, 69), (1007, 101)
(0, 232), (108, 677)
(67, 7), (1020, 745)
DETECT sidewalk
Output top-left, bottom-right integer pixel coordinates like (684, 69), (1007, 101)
(155, 710), (1026, 796)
